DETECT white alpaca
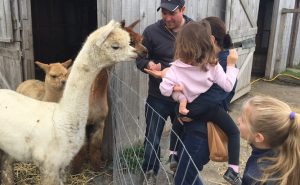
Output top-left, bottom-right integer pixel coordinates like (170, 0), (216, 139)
(0, 20), (137, 185)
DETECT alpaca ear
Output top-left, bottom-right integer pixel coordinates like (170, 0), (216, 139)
(35, 61), (50, 73)
(128, 19), (140, 29)
(120, 20), (126, 28)
(62, 59), (73, 69)
(96, 20), (119, 47)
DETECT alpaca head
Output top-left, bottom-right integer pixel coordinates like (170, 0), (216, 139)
(35, 59), (72, 90)
(121, 19), (148, 57)
(86, 20), (137, 68)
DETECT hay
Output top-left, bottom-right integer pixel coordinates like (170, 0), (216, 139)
(13, 162), (112, 185)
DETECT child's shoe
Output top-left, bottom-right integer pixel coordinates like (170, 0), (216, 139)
(223, 167), (242, 185)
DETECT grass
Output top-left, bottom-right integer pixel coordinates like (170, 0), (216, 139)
(282, 69), (300, 78)
(119, 143), (144, 174)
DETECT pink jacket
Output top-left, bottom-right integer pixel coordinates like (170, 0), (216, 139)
(159, 60), (239, 103)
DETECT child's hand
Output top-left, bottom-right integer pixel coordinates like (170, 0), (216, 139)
(147, 61), (161, 71)
(227, 49), (238, 66)
(173, 84), (184, 92)
(144, 68), (163, 78)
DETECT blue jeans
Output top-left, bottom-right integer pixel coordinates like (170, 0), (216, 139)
(142, 95), (177, 175)
(174, 121), (210, 185)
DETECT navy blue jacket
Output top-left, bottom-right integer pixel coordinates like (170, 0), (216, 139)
(242, 145), (276, 185)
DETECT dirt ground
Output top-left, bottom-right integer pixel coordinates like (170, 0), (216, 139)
(157, 77), (300, 185)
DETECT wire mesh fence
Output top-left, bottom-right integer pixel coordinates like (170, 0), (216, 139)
(109, 66), (206, 185)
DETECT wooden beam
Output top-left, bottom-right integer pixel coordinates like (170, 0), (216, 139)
(240, 0), (256, 27)
(287, 6), (300, 66)
(237, 48), (255, 79)
(282, 8), (300, 14)
(265, 0), (280, 79)
(225, 0), (232, 32)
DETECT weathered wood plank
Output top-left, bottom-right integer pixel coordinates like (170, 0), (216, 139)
(0, 56), (22, 90)
(0, 47), (20, 59)
(282, 8), (300, 14)
(0, 0), (13, 42)
(240, 0), (256, 27)
(237, 48), (255, 79)
(229, 27), (258, 42)
(20, 0), (34, 80)
(265, 0), (296, 78)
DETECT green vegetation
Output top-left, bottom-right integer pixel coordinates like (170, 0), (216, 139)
(119, 143), (144, 174)
(282, 69), (300, 78)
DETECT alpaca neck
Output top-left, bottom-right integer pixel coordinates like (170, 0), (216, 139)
(58, 48), (105, 123)
(43, 87), (63, 102)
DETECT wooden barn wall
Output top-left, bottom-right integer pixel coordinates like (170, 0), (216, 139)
(0, 0), (33, 90)
(289, 0), (300, 67)
(97, 0), (226, 145)
(0, 0), (22, 90)
(266, 0), (296, 78)
(225, 0), (260, 101)
(274, 0), (296, 74)
(292, 20), (300, 66)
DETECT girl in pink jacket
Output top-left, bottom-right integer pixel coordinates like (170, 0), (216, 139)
(159, 21), (241, 185)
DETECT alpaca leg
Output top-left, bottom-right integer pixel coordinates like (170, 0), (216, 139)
(70, 142), (88, 174)
(89, 120), (105, 171)
(0, 151), (14, 185)
(40, 166), (62, 185)
(59, 167), (67, 184)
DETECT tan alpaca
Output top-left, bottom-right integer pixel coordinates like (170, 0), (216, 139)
(16, 59), (72, 102)
(0, 20), (137, 185)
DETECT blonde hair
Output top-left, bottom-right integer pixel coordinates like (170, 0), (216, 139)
(244, 96), (300, 185)
(174, 21), (217, 71)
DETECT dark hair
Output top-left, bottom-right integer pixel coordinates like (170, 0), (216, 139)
(203, 16), (233, 49)
(174, 21), (217, 71)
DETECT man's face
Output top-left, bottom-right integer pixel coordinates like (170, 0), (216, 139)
(161, 7), (185, 30)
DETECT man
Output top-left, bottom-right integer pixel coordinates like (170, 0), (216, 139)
(135, 0), (192, 184)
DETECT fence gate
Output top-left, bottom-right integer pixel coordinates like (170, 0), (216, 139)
(225, 0), (260, 101)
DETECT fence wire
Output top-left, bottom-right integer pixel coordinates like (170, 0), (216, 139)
(109, 67), (206, 185)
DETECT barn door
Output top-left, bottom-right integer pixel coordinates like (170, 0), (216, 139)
(18, 0), (34, 80)
(225, 0), (260, 101)
(0, 0), (34, 90)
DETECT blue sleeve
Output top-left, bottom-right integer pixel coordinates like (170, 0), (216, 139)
(218, 50), (230, 72)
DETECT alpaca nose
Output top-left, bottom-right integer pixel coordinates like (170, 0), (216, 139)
(61, 80), (66, 86)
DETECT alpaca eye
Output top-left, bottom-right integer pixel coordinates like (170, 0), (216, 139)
(111, 43), (120, 50)
(129, 41), (135, 46)
(50, 75), (57, 78)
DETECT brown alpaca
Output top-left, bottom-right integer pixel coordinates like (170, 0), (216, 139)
(70, 19), (147, 173)
(16, 59), (72, 102)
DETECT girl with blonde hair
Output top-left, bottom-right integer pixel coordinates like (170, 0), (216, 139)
(238, 96), (300, 185)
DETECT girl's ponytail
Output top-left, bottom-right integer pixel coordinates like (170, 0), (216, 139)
(223, 33), (233, 49)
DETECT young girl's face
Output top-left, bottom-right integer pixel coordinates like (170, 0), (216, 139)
(237, 104), (255, 142)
